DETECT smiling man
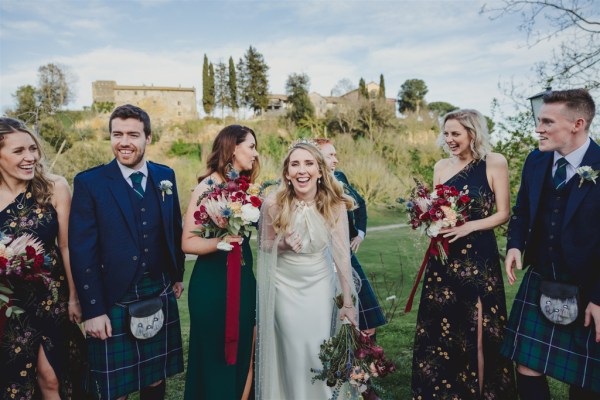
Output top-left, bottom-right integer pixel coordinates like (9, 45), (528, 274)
(69, 104), (185, 400)
(501, 89), (600, 399)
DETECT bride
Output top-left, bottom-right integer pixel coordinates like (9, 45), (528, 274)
(256, 141), (358, 399)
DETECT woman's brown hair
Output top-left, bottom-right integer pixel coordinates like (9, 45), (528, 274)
(198, 125), (260, 183)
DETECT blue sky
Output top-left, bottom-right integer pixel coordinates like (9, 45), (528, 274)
(0, 0), (561, 117)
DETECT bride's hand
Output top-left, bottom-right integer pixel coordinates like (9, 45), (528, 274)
(284, 230), (302, 253)
(340, 305), (357, 326)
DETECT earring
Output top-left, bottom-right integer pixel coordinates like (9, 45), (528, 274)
(288, 180), (291, 186)
(317, 178), (321, 184)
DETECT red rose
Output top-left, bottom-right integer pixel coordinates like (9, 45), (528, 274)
(25, 245), (36, 260)
(34, 254), (44, 269)
(238, 180), (250, 192)
(459, 195), (471, 204)
(0, 257), (7, 269)
(250, 196), (262, 208)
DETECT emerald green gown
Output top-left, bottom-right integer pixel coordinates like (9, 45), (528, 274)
(184, 239), (256, 399)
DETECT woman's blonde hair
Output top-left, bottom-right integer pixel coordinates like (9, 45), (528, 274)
(0, 118), (53, 206)
(271, 142), (354, 233)
(438, 109), (491, 160)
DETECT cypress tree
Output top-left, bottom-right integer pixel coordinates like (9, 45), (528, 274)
(202, 54), (215, 115)
(378, 74), (386, 99)
(228, 57), (238, 111)
(358, 78), (368, 99)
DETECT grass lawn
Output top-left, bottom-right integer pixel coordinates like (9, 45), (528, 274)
(150, 207), (570, 400)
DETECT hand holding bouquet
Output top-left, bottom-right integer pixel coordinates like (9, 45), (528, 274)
(312, 296), (396, 399)
(192, 170), (269, 251)
(0, 232), (53, 318)
(406, 181), (471, 264)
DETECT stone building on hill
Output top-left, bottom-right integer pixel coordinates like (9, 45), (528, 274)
(92, 80), (198, 122)
(266, 81), (396, 118)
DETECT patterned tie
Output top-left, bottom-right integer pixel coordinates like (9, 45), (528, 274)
(130, 171), (145, 198)
(553, 157), (568, 190)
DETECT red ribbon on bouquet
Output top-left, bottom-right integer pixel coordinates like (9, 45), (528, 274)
(224, 242), (242, 365)
(404, 236), (449, 313)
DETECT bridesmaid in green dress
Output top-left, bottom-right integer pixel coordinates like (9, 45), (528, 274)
(182, 125), (260, 399)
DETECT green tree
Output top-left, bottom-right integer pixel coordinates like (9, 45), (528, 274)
(358, 78), (368, 99)
(214, 61), (229, 117)
(239, 46), (269, 115)
(285, 73), (315, 125)
(11, 85), (38, 123)
(378, 74), (386, 99)
(228, 57), (238, 112)
(398, 79), (428, 114)
(428, 101), (459, 117)
(202, 54), (215, 115)
(36, 63), (74, 112)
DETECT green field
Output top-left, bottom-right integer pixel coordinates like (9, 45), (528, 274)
(144, 208), (569, 400)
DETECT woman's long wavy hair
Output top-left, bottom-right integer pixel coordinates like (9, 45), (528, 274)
(438, 109), (491, 160)
(0, 118), (53, 206)
(198, 125), (260, 183)
(272, 142), (354, 234)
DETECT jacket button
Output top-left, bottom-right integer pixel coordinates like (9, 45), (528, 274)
(83, 284), (89, 290)
(133, 256), (138, 261)
(90, 299), (96, 304)
(85, 268), (91, 273)
(144, 248), (149, 253)
(141, 208), (146, 212)
(512, 216), (517, 220)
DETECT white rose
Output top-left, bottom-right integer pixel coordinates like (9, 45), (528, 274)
(240, 203), (260, 223)
(426, 221), (442, 238)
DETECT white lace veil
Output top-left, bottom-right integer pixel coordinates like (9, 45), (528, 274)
(255, 192), (358, 399)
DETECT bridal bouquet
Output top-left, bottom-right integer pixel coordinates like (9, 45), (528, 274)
(406, 181), (471, 264)
(312, 297), (396, 399)
(0, 232), (53, 318)
(193, 170), (270, 251)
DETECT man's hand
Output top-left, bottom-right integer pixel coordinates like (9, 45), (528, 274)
(173, 282), (184, 299)
(505, 248), (522, 285)
(350, 236), (363, 253)
(584, 302), (600, 343)
(84, 314), (112, 340)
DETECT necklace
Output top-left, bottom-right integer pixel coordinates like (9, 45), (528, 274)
(14, 190), (28, 210)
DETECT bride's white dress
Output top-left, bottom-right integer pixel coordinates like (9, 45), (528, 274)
(256, 198), (356, 400)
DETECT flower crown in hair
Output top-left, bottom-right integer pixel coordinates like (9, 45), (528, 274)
(288, 138), (318, 151)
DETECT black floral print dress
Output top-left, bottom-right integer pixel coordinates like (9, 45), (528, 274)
(411, 160), (516, 400)
(0, 188), (88, 400)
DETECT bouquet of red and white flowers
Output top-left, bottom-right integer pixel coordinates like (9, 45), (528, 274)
(311, 296), (396, 399)
(0, 232), (52, 318)
(406, 181), (471, 264)
(193, 170), (272, 251)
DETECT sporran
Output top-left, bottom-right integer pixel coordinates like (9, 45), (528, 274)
(539, 280), (580, 326)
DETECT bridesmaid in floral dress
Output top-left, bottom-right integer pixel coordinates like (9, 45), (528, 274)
(411, 110), (516, 399)
(0, 118), (87, 400)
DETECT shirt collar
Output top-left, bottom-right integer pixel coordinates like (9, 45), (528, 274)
(117, 160), (148, 181)
(554, 137), (591, 168)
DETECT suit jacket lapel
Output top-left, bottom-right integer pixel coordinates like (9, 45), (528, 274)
(528, 152), (553, 227)
(105, 159), (139, 246)
(147, 162), (172, 239)
(564, 140), (600, 227)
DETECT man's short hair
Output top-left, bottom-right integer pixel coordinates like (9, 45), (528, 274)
(543, 89), (596, 131)
(109, 104), (152, 137)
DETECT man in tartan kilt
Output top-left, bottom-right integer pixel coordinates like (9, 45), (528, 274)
(69, 105), (185, 400)
(502, 89), (600, 399)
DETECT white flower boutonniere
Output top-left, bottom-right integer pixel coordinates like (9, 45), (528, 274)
(575, 166), (599, 188)
(159, 180), (173, 201)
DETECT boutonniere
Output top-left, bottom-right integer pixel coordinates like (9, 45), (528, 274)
(158, 180), (173, 201)
(575, 166), (599, 188)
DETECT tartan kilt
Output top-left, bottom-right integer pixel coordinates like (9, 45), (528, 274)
(352, 253), (387, 330)
(501, 269), (600, 393)
(86, 273), (184, 400)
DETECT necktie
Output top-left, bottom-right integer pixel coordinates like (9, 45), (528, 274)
(553, 157), (568, 190)
(130, 171), (145, 198)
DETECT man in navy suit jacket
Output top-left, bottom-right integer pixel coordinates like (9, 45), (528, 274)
(501, 89), (599, 399)
(69, 105), (185, 400)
